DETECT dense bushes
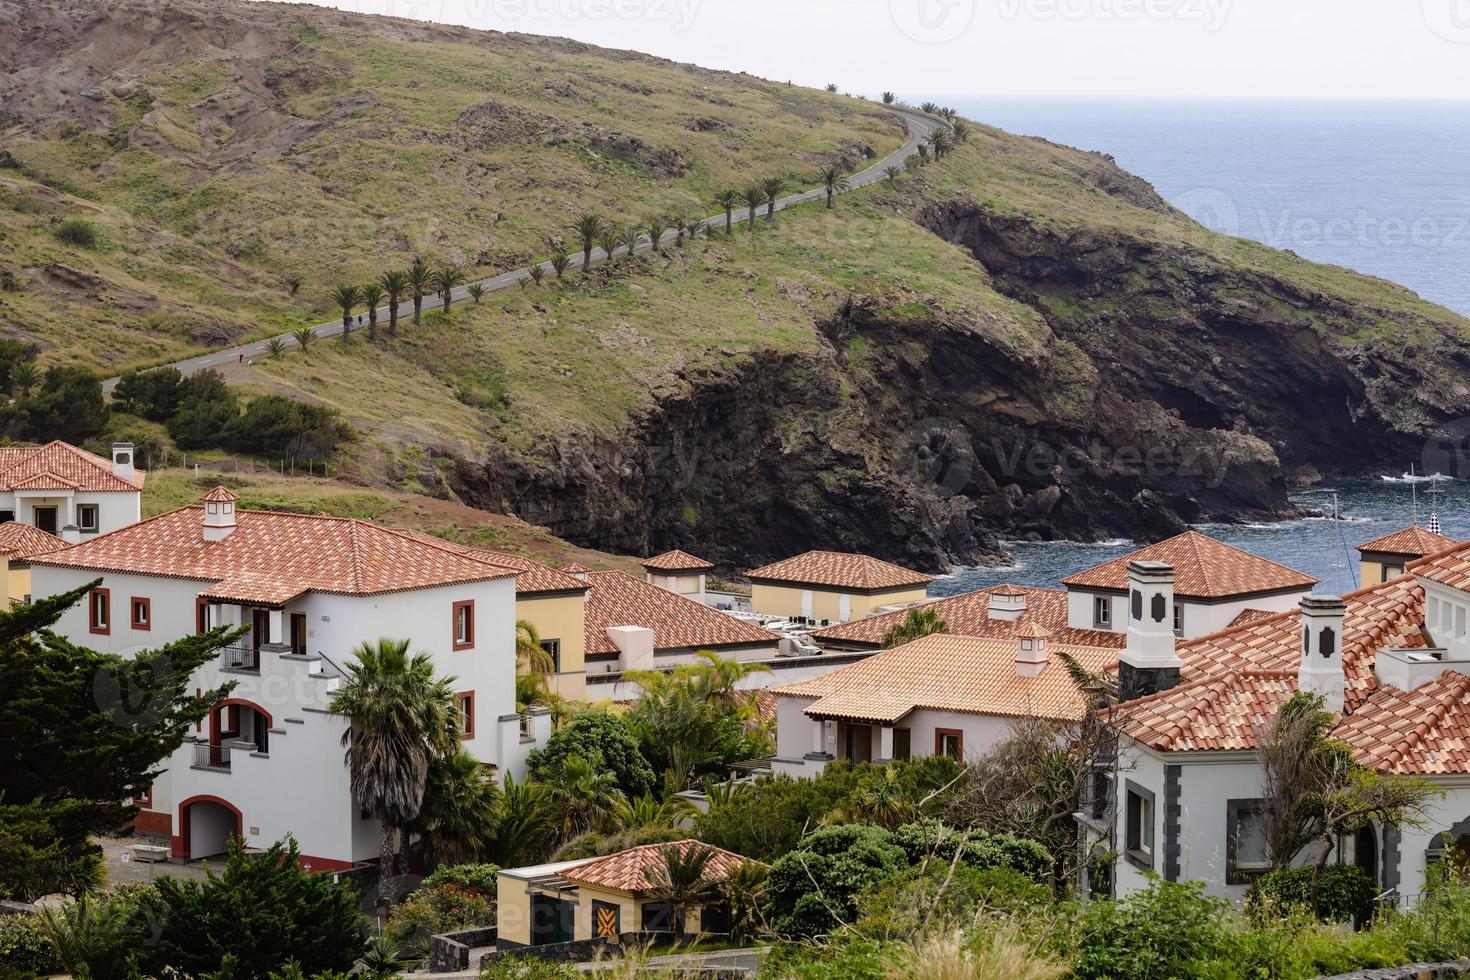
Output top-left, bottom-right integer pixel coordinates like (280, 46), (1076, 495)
(1248, 864), (1377, 923)
(384, 881), (494, 958)
(0, 366), (109, 444)
(764, 824), (908, 936)
(858, 864), (1050, 938)
(422, 862), (499, 895)
(888, 820), (1052, 881)
(112, 366), (184, 421)
(53, 218), (98, 247)
(526, 711), (657, 799)
(0, 913), (60, 976)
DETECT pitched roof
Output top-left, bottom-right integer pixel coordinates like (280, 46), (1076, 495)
(772, 633), (1117, 724)
(583, 571), (779, 655)
(1060, 531), (1317, 599)
(0, 521), (68, 561)
(1333, 671), (1470, 775)
(1110, 669), (1299, 752)
(393, 530), (588, 596)
(811, 584), (1124, 650)
(641, 549), (714, 572)
(560, 840), (761, 893)
(1358, 525), (1459, 558)
(31, 506), (516, 604)
(561, 562), (591, 574)
(1406, 538), (1470, 592)
(1227, 608), (1280, 628)
(0, 441), (144, 493)
(200, 485), (240, 503)
(745, 551), (932, 592)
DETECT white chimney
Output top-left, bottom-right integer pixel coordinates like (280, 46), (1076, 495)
(60, 524), (80, 545)
(1119, 561), (1183, 700)
(201, 486), (239, 542)
(111, 442), (135, 482)
(1298, 595), (1347, 712)
(562, 564), (590, 582)
(1016, 622), (1052, 678)
(989, 589), (1027, 621)
(605, 625), (655, 671)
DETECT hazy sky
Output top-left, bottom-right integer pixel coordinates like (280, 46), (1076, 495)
(280, 0), (1470, 100)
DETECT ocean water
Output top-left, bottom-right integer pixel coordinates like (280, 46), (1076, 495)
(928, 99), (1470, 598)
(944, 98), (1470, 318)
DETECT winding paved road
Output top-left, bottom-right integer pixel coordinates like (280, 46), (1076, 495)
(103, 107), (940, 393)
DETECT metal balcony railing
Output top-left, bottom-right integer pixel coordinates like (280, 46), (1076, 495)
(193, 743), (231, 769)
(220, 645), (259, 671)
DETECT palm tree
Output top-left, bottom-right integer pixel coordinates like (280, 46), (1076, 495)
(742, 186), (765, 232)
(622, 225), (644, 257)
(919, 101), (940, 115)
(721, 861), (768, 943)
(292, 326), (315, 355)
(266, 337), (287, 359)
(10, 362), (37, 395)
(331, 283), (360, 342)
(40, 895), (131, 980)
(881, 607), (949, 648)
(575, 213), (604, 271)
(646, 217), (667, 253)
(549, 252), (571, 279)
(597, 230), (621, 263)
(493, 774), (551, 867)
(713, 190), (739, 236)
(951, 119), (971, 143)
(760, 177), (786, 222)
(466, 282), (485, 303)
(915, 143), (930, 164)
(379, 269), (408, 337)
(407, 259), (431, 326)
(431, 266), (465, 314)
(406, 748), (499, 867)
(528, 264), (546, 286)
(684, 216), (703, 241)
(360, 282), (385, 343)
(606, 793), (696, 833)
(690, 649), (771, 708)
(928, 127), (954, 160)
(543, 755), (625, 844)
(329, 637), (458, 903)
(642, 844), (722, 942)
(882, 91), (896, 105)
(884, 166), (901, 184)
(669, 208), (691, 246)
(356, 934), (409, 980)
(820, 167), (849, 209)
(516, 618), (555, 678)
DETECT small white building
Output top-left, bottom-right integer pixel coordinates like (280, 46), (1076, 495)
(641, 549), (715, 604)
(0, 440), (143, 540)
(1061, 531), (1316, 640)
(30, 486), (547, 871)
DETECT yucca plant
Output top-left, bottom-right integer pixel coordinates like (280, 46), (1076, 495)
(884, 165), (901, 184)
(10, 361), (37, 395)
(597, 230), (621, 263)
(920, 101), (939, 114)
(669, 209), (691, 246)
(951, 119), (971, 143)
(466, 282), (485, 303)
(360, 282), (384, 342)
(528, 264), (546, 286)
(575, 212), (604, 271)
(825, 83), (838, 93)
(684, 216), (703, 240)
(292, 326), (315, 355)
(266, 337), (287, 359)
(622, 225), (644, 256)
(646, 217), (667, 253)
(882, 91), (896, 104)
(549, 252), (571, 279)
(379, 269), (408, 337)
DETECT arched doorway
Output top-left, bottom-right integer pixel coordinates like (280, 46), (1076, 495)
(177, 796), (242, 861)
(1354, 826), (1379, 885)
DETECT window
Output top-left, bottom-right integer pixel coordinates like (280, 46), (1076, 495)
(935, 728), (964, 761)
(1226, 799), (1270, 884)
(132, 784), (152, 807)
(1093, 595), (1111, 628)
(88, 588), (110, 635)
(1173, 604), (1185, 635)
(452, 600), (475, 651)
(455, 692), (475, 739)
(130, 597), (150, 631)
(290, 613), (307, 655)
(641, 902), (674, 933)
(540, 638), (562, 673)
(196, 598), (210, 634)
(1124, 782), (1156, 868)
(1384, 564), (1404, 580)
(76, 504), (99, 533)
(893, 727), (911, 761)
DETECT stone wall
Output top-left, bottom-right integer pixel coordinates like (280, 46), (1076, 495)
(1317, 964), (1470, 980)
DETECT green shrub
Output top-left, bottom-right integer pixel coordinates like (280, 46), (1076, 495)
(227, 394), (351, 460)
(166, 368), (239, 449)
(858, 864), (1050, 939)
(478, 957), (579, 979)
(0, 913), (60, 976)
(385, 883), (494, 958)
(1070, 878), (1228, 980)
(526, 711), (655, 799)
(53, 218), (98, 247)
(1390, 868), (1470, 962)
(112, 367), (184, 422)
(763, 824), (907, 937)
(888, 820), (1051, 882)
(759, 937), (901, 980)
(1247, 864), (1377, 923)
(553, 825), (685, 861)
(0, 365), (109, 445)
(422, 863), (500, 896)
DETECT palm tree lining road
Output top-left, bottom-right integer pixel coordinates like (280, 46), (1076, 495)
(101, 107), (940, 394)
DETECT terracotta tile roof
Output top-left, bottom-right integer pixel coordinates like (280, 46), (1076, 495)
(393, 531), (588, 596)
(772, 633), (1117, 724)
(31, 505), (516, 603)
(1110, 669), (1299, 752)
(1334, 671), (1470, 775)
(812, 584), (1125, 650)
(561, 562), (591, 574)
(0, 441), (144, 492)
(200, 485), (240, 502)
(746, 551), (933, 592)
(1358, 525), (1459, 558)
(642, 549), (715, 572)
(0, 521), (68, 560)
(1227, 608), (1280, 628)
(1060, 531), (1317, 599)
(584, 571), (779, 656)
(1406, 539), (1470, 592)
(561, 840), (762, 894)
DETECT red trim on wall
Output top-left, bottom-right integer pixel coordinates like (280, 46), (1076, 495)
(295, 854), (354, 873)
(173, 794), (243, 860)
(130, 596), (151, 631)
(211, 698), (274, 728)
(131, 810), (172, 836)
(934, 728), (964, 760)
(452, 600), (475, 651)
(456, 691), (475, 740)
(89, 587), (110, 635)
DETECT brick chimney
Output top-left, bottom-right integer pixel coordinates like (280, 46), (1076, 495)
(1119, 561), (1183, 700)
(1298, 595), (1347, 712)
(201, 485), (239, 542)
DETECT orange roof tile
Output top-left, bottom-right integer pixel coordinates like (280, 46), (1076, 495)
(561, 841), (761, 893)
(773, 633), (1117, 724)
(1407, 539), (1470, 592)
(584, 571), (779, 656)
(1227, 608), (1280, 628)
(561, 562), (592, 574)
(746, 551), (932, 592)
(1060, 531), (1316, 599)
(32, 506), (516, 602)
(0, 521), (67, 561)
(1358, 525), (1459, 558)
(642, 550), (714, 572)
(200, 485), (240, 502)
(0, 441), (143, 493)
(812, 584), (1124, 650)
(1111, 669), (1299, 752)
(1334, 671), (1470, 775)
(393, 530), (588, 596)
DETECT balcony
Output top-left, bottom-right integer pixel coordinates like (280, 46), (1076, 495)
(219, 645), (259, 671)
(193, 742), (231, 770)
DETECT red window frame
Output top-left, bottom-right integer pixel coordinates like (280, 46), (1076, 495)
(456, 691), (475, 739)
(89, 588), (110, 635)
(196, 597), (210, 634)
(452, 600), (475, 651)
(130, 596), (151, 631)
(935, 728), (964, 761)
(132, 784), (152, 806)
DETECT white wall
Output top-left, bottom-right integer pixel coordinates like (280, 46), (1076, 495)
(1068, 588), (1310, 639)
(1396, 779), (1470, 902)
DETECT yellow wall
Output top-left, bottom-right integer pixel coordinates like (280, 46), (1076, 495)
(516, 592), (587, 700)
(750, 583), (929, 623)
(3, 558), (23, 606)
(499, 875), (718, 947)
(496, 875), (532, 947)
(1360, 559), (1408, 588)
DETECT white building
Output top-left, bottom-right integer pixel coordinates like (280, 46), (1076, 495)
(768, 628), (1116, 777)
(1061, 531), (1316, 640)
(0, 440), (143, 540)
(1092, 542), (1470, 906)
(30, 486), (547, 871)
